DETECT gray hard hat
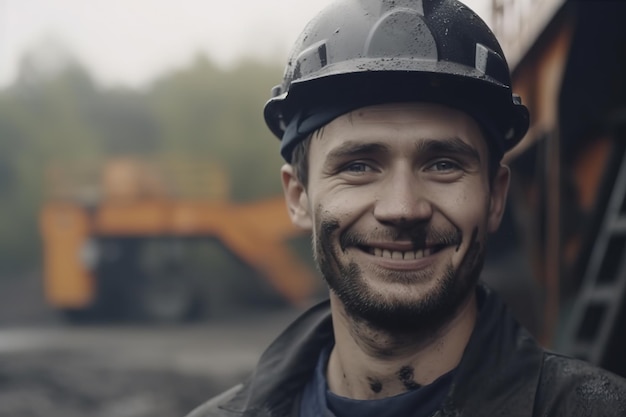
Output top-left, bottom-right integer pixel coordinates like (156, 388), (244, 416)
(264, 0), (529, 162)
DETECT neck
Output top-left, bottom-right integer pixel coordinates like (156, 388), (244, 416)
(326, 292), (477, 400)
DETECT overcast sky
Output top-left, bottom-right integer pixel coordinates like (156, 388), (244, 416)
(0, 0), (491, 88)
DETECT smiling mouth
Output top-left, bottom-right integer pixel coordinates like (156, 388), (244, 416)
(360, 245), (448, 260)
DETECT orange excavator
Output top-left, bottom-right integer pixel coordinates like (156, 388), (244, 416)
(40, 157), (320, 322)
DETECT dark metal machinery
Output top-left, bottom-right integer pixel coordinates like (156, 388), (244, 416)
(492, 0), (626, 376)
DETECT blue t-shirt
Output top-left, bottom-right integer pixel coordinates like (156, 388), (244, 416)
(300, 344), (455, 417)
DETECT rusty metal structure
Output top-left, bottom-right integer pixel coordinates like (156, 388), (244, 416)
(492, 0), (626, 376)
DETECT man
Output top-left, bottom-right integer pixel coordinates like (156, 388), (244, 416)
(188, 0), (626, 416)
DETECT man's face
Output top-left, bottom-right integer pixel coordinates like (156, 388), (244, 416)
(282, 102), (509, 331)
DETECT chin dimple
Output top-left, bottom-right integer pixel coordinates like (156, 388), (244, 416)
(370, 247), (433, 260)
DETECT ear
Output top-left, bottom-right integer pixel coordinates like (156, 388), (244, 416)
(487, 165), (510, 233)
(281, 164), (313, 231)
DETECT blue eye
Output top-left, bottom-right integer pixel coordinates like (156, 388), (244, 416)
(429, 160), (459, 172)
(344, 162), (371, 173)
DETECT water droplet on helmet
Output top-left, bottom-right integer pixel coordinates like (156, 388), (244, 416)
(505, 128), (515, 140)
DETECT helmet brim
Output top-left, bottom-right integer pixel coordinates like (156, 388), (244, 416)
(265, 67), (529, 161)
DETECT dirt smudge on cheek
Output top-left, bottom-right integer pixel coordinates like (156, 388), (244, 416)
(457, 226), (482, 277)
(315, 207), (357, 293)
(320, 218), (340, 244)
(315, 206), (340, 261)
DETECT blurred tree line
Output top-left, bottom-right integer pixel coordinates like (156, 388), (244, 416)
(0, 45), (285, 274)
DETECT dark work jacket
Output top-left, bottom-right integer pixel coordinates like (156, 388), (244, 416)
(186, 286), (626, 417)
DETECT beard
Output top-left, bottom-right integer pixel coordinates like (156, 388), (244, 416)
(314, 215), (485, 334)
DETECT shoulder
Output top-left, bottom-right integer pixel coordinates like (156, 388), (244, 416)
(185, 384), (244, 417)
(535, 351), (626, 417)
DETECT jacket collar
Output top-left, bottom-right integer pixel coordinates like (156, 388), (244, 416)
(219, 285), (543, 417)
(221, 300), (333, 416)
(439, 286), (543, 417)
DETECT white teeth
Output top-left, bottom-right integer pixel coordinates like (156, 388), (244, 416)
(370, 248), (435, 259)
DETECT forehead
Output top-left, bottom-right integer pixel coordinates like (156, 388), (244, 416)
(313, 102), (488, 155)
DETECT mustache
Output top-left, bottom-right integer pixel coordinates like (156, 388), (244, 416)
(339, 224), (462, 252)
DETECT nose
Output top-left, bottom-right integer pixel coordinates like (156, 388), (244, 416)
(373, 167), (433, 226)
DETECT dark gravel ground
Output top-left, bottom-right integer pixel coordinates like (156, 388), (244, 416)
(0, 272), (247, 417)
(0, 350), (234, 417)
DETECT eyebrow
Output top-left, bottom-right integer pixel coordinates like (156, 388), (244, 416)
(323, 136), (481, 168)
(325, 141), (390, 165)
(414, 137), (481, 163)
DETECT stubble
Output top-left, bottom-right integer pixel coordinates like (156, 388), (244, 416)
(313, 208), (485, 336)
